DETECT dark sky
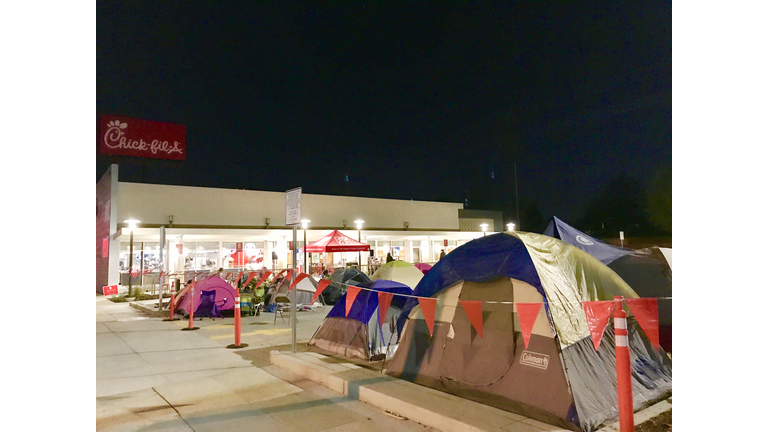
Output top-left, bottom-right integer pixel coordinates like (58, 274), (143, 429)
(96, 1), (671, 227)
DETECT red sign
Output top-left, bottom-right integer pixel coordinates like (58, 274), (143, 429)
(102, 237), (109, 258)
(444, 239), (448, 247)
(103, 285), (118, 296)
(236, 242), (243, 252)
(100, 115), (186, 160)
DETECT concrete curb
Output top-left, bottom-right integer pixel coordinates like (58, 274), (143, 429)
(270, 350), (672, 432)
(269, 350), (571, 432)
(128, 300), (169, 318)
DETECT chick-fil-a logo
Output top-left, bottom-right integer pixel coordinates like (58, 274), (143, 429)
(100, 115), (186, 160)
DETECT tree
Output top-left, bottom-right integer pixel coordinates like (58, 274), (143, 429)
(577, 173), (654, 237)
(646, 165), (672, 234)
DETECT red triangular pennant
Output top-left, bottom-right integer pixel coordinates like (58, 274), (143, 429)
(378, 292), (394, 328)
(517, 302), (543, 349)
(625, 298), (660, 349)
(312, 279), (332, 304)
(243, 271), (257, 288)
(345, 286), (362, 316)
(583, 301), (615, 351)
(458, 300), (484, 338)
(235, 271), (244, 285)
(418, 297), (437, 336)
(253, 271), (272, 291)
(285, 269), (293, 281)
(289, 272), (310, 291)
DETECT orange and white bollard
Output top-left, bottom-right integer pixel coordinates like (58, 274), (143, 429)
(613, 296), (634, 432)
(182, 285), (199, 331)
(227, 287), (249, 349)
(163, 292), (179, 321)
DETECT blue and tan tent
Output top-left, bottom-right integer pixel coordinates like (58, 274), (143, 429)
(387, 232), (671, 432)
(309, 279), (412, 361)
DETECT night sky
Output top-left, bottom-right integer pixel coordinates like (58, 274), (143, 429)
(96, 1), (671, 229)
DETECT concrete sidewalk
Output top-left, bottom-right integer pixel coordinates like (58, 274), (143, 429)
(96, 295), (437, 431)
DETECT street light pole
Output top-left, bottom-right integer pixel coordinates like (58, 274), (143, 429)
(125, 219), (140, 297)
(301, 219), (310, 274)
(354, 220), (364, 270)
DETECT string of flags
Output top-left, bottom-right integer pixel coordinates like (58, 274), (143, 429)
(195, 270), (665, 353)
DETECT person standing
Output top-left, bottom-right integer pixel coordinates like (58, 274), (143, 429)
(386, 252), (394, 263)
(440, 249), (446, 260)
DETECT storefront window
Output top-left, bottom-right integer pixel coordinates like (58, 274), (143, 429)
(196, 242), (219, 271)
(391, 241), (404, 259)
(142, 242), (161, 271)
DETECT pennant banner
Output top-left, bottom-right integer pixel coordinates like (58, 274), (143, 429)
(345, 286), (361, 316)
(289, 272), (310, 291)
(236, 271), (244, 285)
(378, 292), (394, 328)
(285, 269), (293, 281)
(418, 297), (437, 337)
(625, 298), (661, 349)
(583, 301), (615, 351)
(516, 302), (542, 349)
(458, 300), (484, 338)
(312, 279), (332, 304)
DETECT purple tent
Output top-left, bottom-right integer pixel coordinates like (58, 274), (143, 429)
(414, 263), (433, 275)
(175, 276), (237, 317)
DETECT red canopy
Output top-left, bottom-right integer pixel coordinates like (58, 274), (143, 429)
(304, 230), (370, 253)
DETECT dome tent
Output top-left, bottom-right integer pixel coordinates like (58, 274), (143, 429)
(388, 232), (671, 432)
(309, 279), (412, 360)
(324, 267), (371, 305)
(370, 260), (424, 290)
(175, 275), (237, 318)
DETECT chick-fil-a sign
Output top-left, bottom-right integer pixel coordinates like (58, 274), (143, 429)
(100, 115), (186, 160)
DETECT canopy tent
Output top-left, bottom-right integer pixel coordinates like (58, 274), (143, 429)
(304, 230), (370, 253)
(544, 216), (672, 352)
(325, 267), (371, 305)
(309, 280), (412, 360)
(414, 262), (433, 275)
(388, 233), (671, 432)
(370, 260), (424, 290)
(175, 276), (237, 318)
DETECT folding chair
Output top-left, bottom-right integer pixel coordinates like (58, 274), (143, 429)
(273, 295), (298, 324)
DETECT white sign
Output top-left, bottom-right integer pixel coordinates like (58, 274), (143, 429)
(619, 231), (625, 240)
(285, 187), (302, 226)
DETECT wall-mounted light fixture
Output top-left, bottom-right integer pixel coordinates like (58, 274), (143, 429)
(265, 218), (270, 227)
(404, 222), (409, 229)
(480, 223), (489, 236)
(343, 220), (347, 228)
(168, 215), (174, 226)
(506, 222), (515, 232)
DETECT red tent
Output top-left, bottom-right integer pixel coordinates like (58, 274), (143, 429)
(305, 230), (370, 253)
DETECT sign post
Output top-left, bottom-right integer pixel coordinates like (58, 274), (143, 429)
(619, 231), (625, 248)
(286, 187), (302, 353)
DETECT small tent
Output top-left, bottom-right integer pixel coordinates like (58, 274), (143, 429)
(175, 276), (237, 318)
(268, 273), (320, 306)
(545, 216), (672, 352)
(325, 267), (371, 305)
(370, 260), (424, 289)
(309, 280), (412, 360)
(388, 233), (671, 432)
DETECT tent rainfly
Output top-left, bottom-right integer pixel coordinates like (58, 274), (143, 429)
(388, 232), (671, 432)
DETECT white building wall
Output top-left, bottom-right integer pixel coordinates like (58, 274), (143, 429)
(117, 182), (463, 230)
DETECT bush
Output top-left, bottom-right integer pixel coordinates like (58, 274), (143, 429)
(109, 295), (128, 303)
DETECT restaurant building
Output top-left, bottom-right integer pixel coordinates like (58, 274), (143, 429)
(96, 164), (504, 294)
